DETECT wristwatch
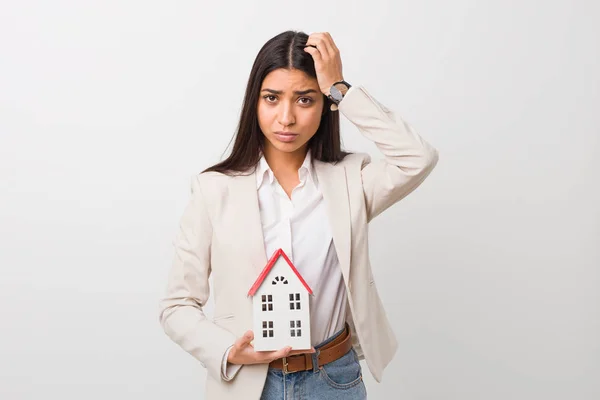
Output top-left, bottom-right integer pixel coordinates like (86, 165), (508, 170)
(327, 80), (352, 111)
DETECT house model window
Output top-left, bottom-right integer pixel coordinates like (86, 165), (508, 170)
(289, 293), (301, 310)
(272, 276), (288, 285)
(247, 248), (313, 351)
(262, 294), (273, 311)
(290, 320), (302, 337)
(262, 321), (274, 337)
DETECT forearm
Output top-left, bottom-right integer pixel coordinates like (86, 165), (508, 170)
(339, 85), (439, 220)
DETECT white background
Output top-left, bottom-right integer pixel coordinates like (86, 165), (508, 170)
(1, 1), (598, 399)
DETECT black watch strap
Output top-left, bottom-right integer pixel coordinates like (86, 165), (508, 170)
(327, 80), (352, 110)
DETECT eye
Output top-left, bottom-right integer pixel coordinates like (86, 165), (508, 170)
(263, 95), (277, 103)
(298, 97), (314, 105)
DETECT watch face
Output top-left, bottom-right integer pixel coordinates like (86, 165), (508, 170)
(330, 85), (343, 102)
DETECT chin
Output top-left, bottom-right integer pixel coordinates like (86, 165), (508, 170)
(267, 137), (308, 154)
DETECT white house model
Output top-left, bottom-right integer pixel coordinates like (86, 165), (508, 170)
(247, 248), (312, 351)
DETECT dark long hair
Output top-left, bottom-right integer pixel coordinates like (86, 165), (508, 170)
(203, 30), (349, 175)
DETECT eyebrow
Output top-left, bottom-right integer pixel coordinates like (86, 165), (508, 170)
(261, 88), (319, 95)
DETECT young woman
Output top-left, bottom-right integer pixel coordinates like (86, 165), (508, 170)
(159, 30), (439, 399)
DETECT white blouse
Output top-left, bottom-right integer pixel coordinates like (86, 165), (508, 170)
(222, 149), (347, 380)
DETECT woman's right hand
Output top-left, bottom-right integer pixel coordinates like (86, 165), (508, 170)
(227, 330), (315, 365)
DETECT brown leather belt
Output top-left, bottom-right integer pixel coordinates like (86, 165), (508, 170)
(269, 324), (352, 373)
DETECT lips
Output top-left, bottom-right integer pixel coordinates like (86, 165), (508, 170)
(274, 131), (299, 143)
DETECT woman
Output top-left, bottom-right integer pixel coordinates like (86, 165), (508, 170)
(159, 30), (439, 399)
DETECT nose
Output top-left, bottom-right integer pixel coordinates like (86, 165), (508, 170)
(277, 102), (295, 127)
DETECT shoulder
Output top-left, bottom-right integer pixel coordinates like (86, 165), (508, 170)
(195, 170), (231, 188)
(192, 168), (254, 196)
(337, 152), (372, 170)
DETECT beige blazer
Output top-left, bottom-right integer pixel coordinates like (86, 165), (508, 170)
(158, 85), (439, 400)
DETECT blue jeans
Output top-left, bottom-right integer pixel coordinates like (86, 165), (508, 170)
(260, 325), (367, 399)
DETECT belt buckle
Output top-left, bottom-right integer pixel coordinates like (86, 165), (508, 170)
(282, 357), (289, 374)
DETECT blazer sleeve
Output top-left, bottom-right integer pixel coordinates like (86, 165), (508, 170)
(338, 85), (439, 222)
(158, 174), (239, 382)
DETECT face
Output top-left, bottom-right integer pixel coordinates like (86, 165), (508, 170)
(257, 68), (324, 158)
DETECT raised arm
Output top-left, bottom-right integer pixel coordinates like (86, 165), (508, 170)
(303, 32), (438, 222)
(339, 85), (439, 222)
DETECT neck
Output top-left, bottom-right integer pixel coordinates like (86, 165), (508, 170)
(263, 144), (307, 177)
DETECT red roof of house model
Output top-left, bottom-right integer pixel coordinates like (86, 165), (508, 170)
(247, 248), (313, 297)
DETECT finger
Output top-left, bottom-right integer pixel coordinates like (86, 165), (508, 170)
(304, 34), (323, 57)
(319, 32), (338, 58)
(312, 33), (336, 59)
(306, 34), (330, 59)
(325, 32), (339, 54)
(303, 45), (323, 64)
(266, 346), (292, 362)
(254, 346), (290, 362)
(234, 330), (254, 352)
(287, 348), (315, 356)
(264, 346), (315, 361)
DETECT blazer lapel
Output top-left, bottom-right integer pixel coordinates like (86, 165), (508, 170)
(313, 159), (351, 282)
(232, 170), (269, 275)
